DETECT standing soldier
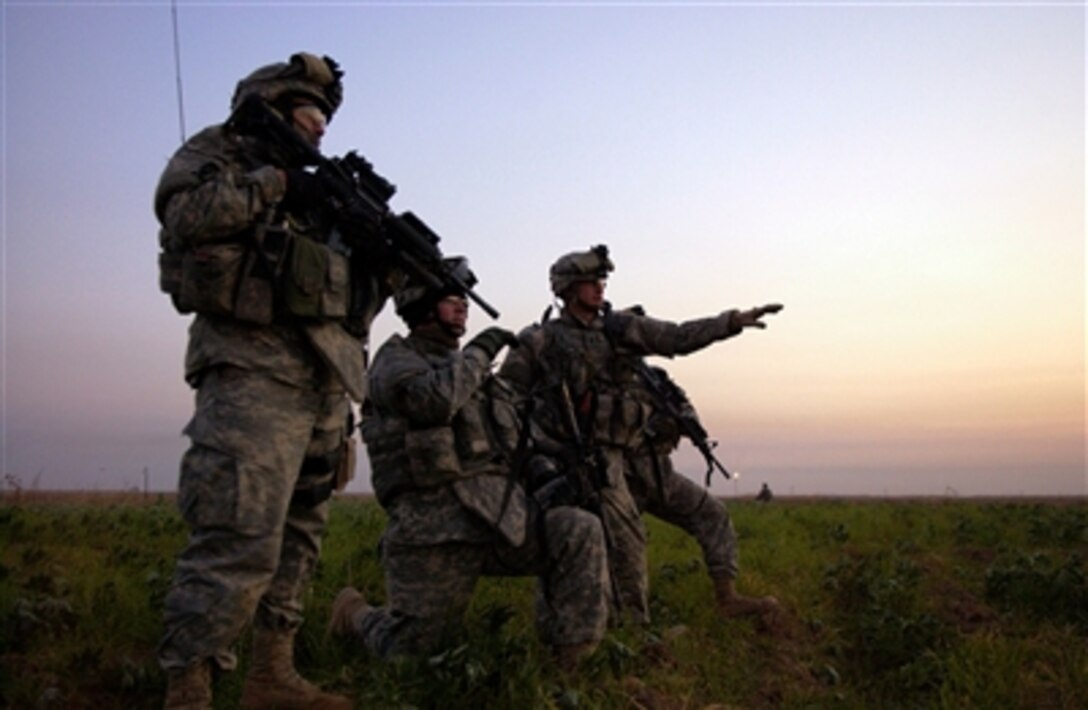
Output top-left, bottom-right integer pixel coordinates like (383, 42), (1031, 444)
(329, 260), (610, 669)
(625, 362), (779, 618)
(499, 245), (781, 624)
(155, 53), (391, 708)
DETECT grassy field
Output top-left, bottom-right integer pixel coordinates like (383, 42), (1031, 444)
(1, 494), (1085, 708)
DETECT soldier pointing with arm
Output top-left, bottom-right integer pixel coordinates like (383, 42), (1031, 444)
(499, 244), (781, 624)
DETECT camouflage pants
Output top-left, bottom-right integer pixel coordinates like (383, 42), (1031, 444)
(626, 451), (739, 580)
(158, 365), (349, 672)
(596, 447), (650, 624)
(353, 506), (609, 658)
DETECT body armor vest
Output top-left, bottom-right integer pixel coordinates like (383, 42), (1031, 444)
(362, 335), (520, 506)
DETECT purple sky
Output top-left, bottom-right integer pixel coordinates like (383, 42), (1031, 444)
(2, 2), (1084, 497)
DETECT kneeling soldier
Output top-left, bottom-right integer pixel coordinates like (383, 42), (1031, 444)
(330, 259), (609, 668)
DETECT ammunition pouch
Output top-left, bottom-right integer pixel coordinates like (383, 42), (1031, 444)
(362, 353), (520, 506)
(159, 224), (351, 324)
(232, 224), (289, 324)
(283, 238), (350, 319)
(591, 391), (651, 449)
(364, 419), (485, 505)
(167, 242), (248, 317)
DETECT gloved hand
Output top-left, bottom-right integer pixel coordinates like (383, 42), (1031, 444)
(733, 303), (784, 329)
(280, 168), (326, 214)
(466, 326), (519, 361)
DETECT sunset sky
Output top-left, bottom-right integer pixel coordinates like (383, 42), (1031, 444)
(2, 2), (1084, 497)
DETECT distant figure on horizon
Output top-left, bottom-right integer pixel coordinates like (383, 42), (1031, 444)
(756, 482), (774, 503)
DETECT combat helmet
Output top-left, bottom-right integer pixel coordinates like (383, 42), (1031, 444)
(231, 52), (344, 121)
(394, 257), (477, 327)
(549, 244), (614, 297)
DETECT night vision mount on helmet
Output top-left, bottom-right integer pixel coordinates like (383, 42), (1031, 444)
(549, 244), (614, 296)
(231, 52), (344, 121)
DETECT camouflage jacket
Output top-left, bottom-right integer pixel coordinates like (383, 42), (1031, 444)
(499, 307), (741, 454)
(155, 124), (386, 399)
(361, 326), (527, 546)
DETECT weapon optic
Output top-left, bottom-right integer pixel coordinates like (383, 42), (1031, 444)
(227, 95), (499, 319)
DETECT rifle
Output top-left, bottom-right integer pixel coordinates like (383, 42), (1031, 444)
(226, 94), (500, 319)
(525, 382), (605, 512)
(633, 361), (735, 486)
(555, 382), (607, 507)
(550, 380), (623, 609)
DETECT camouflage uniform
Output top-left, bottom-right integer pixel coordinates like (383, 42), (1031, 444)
(624, 369), (739, 581)
(499, 298), (746, 623)
(346, 325), (609, 657)
(155, 53), (387, 685)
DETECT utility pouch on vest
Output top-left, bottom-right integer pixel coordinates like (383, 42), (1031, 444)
(404, 426), (463, 487)
(233, 224), (288, 325)
(233, 250), (275, 324)
(283, 239), (351, 319)
(590, 391), (645, 447)
(177, 242), (247, 317)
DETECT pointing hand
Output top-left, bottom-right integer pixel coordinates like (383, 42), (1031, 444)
(734, 303), (783, 329)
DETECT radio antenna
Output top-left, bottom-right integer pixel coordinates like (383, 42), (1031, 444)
(171, 0), (187, 142)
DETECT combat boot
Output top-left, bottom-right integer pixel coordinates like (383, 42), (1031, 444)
(240, 627), (352, 710)
(552, 641), (597, 672)
(713, 577), (779, 618)
(328, 586), (370, 638)
(163, 660), (212, 710)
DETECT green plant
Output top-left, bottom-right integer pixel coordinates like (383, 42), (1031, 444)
(985, 551), (1087, 629)
(2, 496), (1085, 708)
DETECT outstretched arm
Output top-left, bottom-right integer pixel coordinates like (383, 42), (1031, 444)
(613, 302), (784, 357)
(731, 303), (784, 330)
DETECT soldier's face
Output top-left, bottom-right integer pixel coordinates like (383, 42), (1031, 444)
(291, 103), (327, 149)
(436, 294), (469, 336)
(571, 278), (606, 311)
